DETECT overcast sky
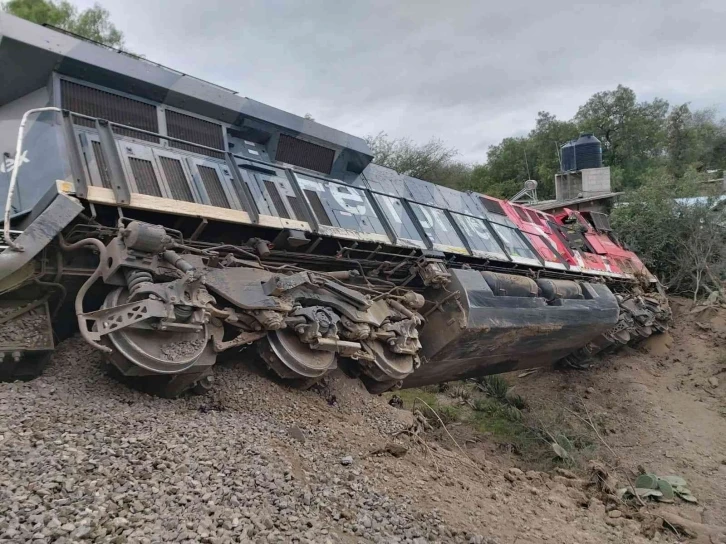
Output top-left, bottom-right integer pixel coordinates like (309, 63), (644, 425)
(74, 0), (726, 163)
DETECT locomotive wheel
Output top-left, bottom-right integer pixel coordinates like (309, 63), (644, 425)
(258, 328), (336, 380)
(102, 288), (211, 375)
(364, 340), (414, 381)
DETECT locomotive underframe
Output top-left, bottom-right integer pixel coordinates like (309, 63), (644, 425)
(0, 178), (670, 396)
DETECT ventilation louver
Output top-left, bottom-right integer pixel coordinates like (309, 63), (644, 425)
(129, 158), (161, 196)
(480, 196), (506, 215)
(166, 110), (225, 159)
(287, 196), (309, 222)
(61, 80), (159, 142)
(304, 189), (332, 225)
(159, 157), (194, 202)
(589, 212), (612, 232)
(264, 180), (290, 219)
(198, 166), (229, 208)
(515, 206), (532, 223)
(275, 134), (335, 175)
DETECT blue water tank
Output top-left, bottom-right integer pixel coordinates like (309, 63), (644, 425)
(560, 133), (603, 172)
(572, 133), (603, 170)
(560, 140), (575, 171)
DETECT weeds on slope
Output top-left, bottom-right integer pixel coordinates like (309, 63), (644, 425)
(388, 375), (606, 473)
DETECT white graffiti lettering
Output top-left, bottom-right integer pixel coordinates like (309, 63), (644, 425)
(379, 195), (402, 224)
(0, 151), (29, 174)
(331, 185), (367, 215)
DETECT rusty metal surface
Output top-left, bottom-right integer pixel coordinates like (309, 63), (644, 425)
(403, 268), (619, 388)
(203, 267), (285, 310)
(260, 328), (337, 379)
(0, 193), (83, 282)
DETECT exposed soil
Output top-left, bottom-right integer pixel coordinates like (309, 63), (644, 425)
(1, 297), (725, 543)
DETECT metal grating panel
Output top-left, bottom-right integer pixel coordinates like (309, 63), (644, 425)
(264, 180), (290, 219)
(287, 195), (308, 222)
(61, 80), (159, 142)
(589, 212), (612, 232)
(480, 196), (506, 215)
(515, 206), (532, 223)
(275, 134), (335, 175)
(91, 140), (111, 189)
(159, 157), (194, 202)
(526, 209), (543, 224)
(129, 158), (162, 197)
(166, 110), (225, 159)
(198, 165), (229, 208)
(304, 189), (332, 226)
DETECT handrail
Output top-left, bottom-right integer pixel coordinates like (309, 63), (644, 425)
(3, 107), (63, 251)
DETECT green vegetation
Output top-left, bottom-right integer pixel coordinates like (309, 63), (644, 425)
(2, 0), (125, 49)
(610, 168), (725, 299)
(369, 85), (726, 201)
(390, 377), (603, 470)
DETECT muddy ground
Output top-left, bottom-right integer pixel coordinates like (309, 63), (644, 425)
(0, 297), (725, 543)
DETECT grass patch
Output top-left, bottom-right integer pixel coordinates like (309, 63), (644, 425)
(388, 387), (467, 427)
(388, 377), (605, 472)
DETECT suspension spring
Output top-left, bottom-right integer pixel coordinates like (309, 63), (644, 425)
(174, 305), (193, 321)
(124, 269), (153, 296)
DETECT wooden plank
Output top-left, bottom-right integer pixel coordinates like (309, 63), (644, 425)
(257, 214), (311, 231)
(87, 186), (255, 224)
(86, 186), (314, 232)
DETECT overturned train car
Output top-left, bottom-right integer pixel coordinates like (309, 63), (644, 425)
(0, 14), (670, 395)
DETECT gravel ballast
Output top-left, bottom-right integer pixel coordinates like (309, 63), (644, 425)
(0, 338), (478, 543)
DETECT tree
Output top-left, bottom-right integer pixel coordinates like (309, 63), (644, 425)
(667, 104), (695, 177)
(469, 112), (579, 200)
(574, 85), (669, 188)
(469, 137), (530, 199)
(366, 132), (472, 189)
(2, 0), (125, 49)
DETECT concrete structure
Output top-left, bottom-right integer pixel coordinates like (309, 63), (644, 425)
(555, 166), (612, 201)
(524, 165), (623, 215)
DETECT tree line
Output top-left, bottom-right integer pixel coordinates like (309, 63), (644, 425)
(2, 0), (125, 49)
(5, 2), (724, 203)
(368, 85), (726, 200)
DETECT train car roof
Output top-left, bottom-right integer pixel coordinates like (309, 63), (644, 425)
(0, 12), (373, 161)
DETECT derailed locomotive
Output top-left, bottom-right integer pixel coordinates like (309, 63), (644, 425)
(0, 14), (669, 396)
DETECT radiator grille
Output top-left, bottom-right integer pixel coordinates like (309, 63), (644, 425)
(61, 80), (159, 142)
(304, 189), (332, 226)
(287, 195), (309, 222)
(91, 140), (111, 189)
(275, 134), (335, 175)
(166, 110), (225, 159)
(159, 157), (194, 202)
(129, 158), (161, 197)
(264, 180), (290, 219)
(480, 196), (506, 215)
(198, 165), (229, 208)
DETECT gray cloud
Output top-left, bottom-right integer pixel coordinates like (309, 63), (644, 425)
(76, 0), (726, 162)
